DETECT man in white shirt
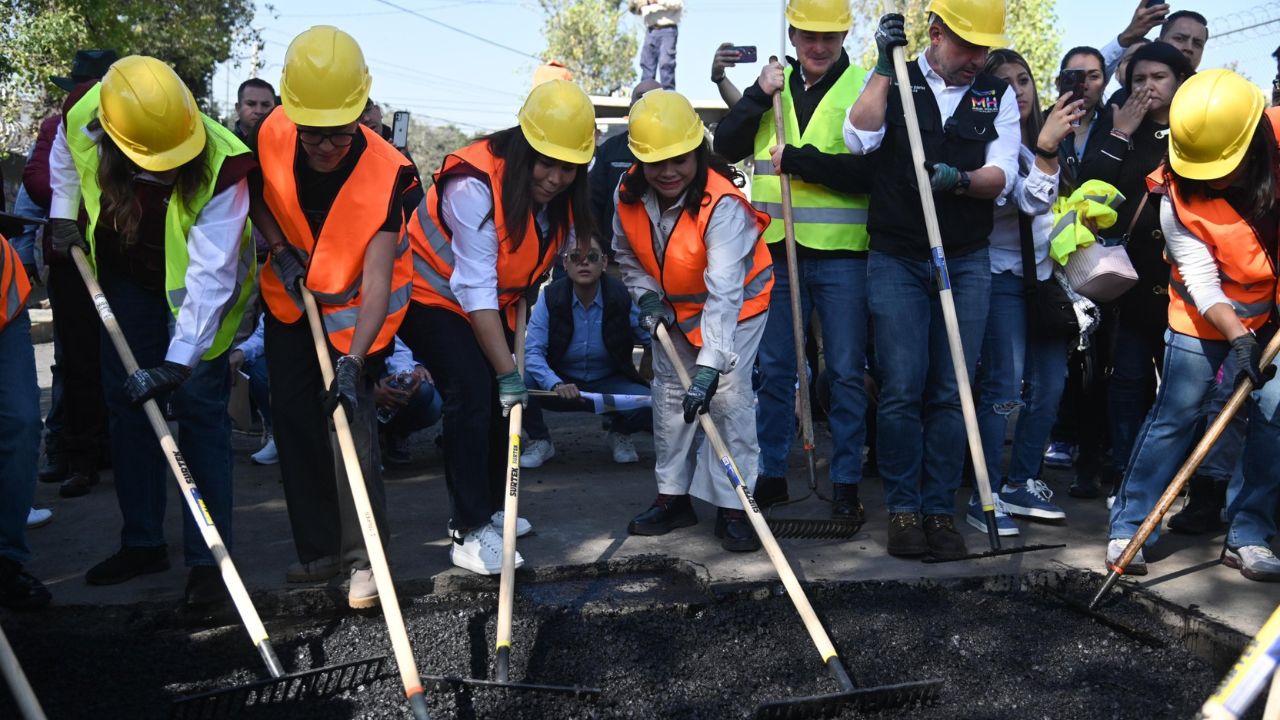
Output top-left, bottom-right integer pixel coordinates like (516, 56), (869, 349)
(630, 0), (683, 90)
(844, 1), (1018, 561)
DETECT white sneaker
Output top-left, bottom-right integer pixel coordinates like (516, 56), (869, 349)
(347, 568), (379, 609)
(519, 439), (555, 468)
(490, 511), (533, 537)
(251, 436), (278, 465)
(1222, 545), (1280, 582)
(26, 507), (52, 529)
(451, 525), (524, 575)
(608, 432), (639, 464)
(1106, 538), (1147, 575)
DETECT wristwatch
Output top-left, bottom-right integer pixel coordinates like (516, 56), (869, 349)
(1034, 144), (1059, 159)
(953, 170), (971, 196)
(711, 74), (726, 84)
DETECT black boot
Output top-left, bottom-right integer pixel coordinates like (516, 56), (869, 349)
(38, 452), (67, 484)
(831, 483), (865, 530)
(627, 495), (698, 536)
(1168, 475), (1227, 535)
(754, 475), (788, 508)
(0, 559), (51, 611)
(715, 508), (760, 552)
(86, 546), (170, 586)
(184, 566), (229, 608)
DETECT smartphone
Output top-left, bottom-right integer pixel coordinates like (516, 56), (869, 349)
(392, 111), (410, 149)
(731, 45), (758, 64)
(1145, 0), (1167, 7)
(1059, 68), (1087, 127)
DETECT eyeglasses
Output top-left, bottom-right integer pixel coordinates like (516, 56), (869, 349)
(564, 250), (603, 265)
(297, 129), (359, 147)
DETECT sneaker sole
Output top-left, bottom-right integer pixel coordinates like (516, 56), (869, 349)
(519, 457), (548, 469)
(1221, 552), (1280, 582)
(613, 455), (639, 464)
(489, 523), (533, 538)
(450, 548), (524, 576)
(1043, 458), (1072, 469)
(1001, 504), (1066, 520)
(26, 515), (53, 530)
(348, 593), (380, 610)
(965, 513), (1020, 537)
(250, 457), (279, 466)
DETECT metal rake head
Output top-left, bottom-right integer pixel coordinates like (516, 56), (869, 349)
(765, 517), (863, 540)
(169, 655), (391, 719)
(753, 679), (943, 720)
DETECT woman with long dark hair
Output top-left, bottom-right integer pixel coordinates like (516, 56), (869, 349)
(612, 90), (773, 553)
(47, 55), (257, 605)
(1107, 69), (1280, 582)
(400, 80), (596, 575)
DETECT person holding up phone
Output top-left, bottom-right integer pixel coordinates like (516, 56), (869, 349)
(712, 0), (877, 528)
(710, 42), (746, 107)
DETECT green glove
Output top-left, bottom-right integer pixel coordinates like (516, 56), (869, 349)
(682, 365), (720, 423)
(927, 162), (961, 192)
(637, 291), (667, 332)
(496, 370), (528, 417)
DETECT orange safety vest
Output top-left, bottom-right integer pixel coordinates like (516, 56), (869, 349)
(616, 168), (774, 347)
(1153, 107), (1280, 341)
(407, 140), (564, 329)
(0, 233), (32, 333)
(257, 108), (413, 355)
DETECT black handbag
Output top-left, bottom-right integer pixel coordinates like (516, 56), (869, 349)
(1020, 212), (1077, 338)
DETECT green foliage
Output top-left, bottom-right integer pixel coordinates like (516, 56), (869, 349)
(539, 0), (640, 96)
(0, 0), (260, 153)
(849, 0), (1062, 103)
(406, 119), (476, 178)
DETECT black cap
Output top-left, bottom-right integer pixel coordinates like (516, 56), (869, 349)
(50, 49), (121, 92)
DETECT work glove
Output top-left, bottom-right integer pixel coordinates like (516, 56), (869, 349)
(495, 370), (528, 417)
(637, 291), (668, 333)
(926, 162), (962, 193)
(873, 13), (908, 77)
(1230, 334), (1276, 390)
(49, 218), (86, 260)
(682, 365), (720, 423)
(270, 244), (307, 299)
(324, 354), (364, 417)
(124, 361), (191, 406)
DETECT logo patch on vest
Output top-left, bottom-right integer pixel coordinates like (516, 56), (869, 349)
(970, 89), (999, 113)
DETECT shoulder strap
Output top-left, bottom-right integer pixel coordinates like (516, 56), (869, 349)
(1122, 190), (1151, 246)
(1018, 211), (1037, 295)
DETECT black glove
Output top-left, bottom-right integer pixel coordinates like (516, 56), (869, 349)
(49, 218), (86, 260)
(324, 354), (364, 417)
(682, 365), (721, 423)
(124, 361), (191, 406)
(1230, 334), (1276, 389)
(270, 244), (307, 298)
(874, 13), (908, 77)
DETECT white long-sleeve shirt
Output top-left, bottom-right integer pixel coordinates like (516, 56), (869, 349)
(49, 122), (250, 368)
(1161, 195), (1233, 317)
(989, 146), (1060, 280)
(843, 53), (1021, 201)
(612, 187), (757, 373)
(634, 0), (682, 27)
(440, 175), (572, 314)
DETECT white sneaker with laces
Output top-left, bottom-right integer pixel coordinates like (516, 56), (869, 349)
(251, 436), (278, 465)
(1106, 538), (1147, 575)
(608, 431), (639, 464)
(519, 439), (555, 468)
(451, 525), (524, 575)
(490, 511), (533, 537)
(1222, 545), (1280, 582)
(26, 507), (53, 529)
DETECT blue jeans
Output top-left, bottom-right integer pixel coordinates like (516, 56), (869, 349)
(756, 255), (868, 485)
(1196, 365), (1246, 480)
(1111, 328), (1280, 546)
(977, 272), (1069, 485)
(524, 372), (653, 441)
(640, 25), (678, 90)
(98, 269), (233, 567)
(869, 249), (991, 515)
(0, 311), (41, 565)
(244, 358), (272, 431)
(382, 381), (444, 438)
(1108, 319), (1163, 474)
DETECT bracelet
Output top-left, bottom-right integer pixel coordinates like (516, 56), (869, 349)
(1033, 144), (1058, 159)
(1110, 128), (1131, 142)
(711, 75), (726, 84)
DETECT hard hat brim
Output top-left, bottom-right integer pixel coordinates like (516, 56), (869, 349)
(281, 100), (365, 130)
(950, 28), (1008, 49)
(787, 19), (853, 32)
(520, 124), (595, 166)
(629, 135), (703, 165)
(103, 114), (207, 173)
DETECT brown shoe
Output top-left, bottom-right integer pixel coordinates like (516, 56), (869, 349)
(59, 471), (99, 498)
(886, 512), (928, 557)
(923, 514), (969, 560)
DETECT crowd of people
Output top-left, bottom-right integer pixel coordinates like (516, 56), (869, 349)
(1, 0), (1278, 616)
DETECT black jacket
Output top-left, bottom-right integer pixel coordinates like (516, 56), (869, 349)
(589, 132), (635, 246)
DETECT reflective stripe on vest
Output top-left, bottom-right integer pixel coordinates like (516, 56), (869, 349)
(64, 85), (255, 360)
(750, 63), (869, 252)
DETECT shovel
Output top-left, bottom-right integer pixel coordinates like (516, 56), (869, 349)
(0, 625), (45, 720)
(654, 324), (940, 718)
(69, 247), (389, 719)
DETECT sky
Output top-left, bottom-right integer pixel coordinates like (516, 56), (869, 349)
(210, 0), (1279, 132)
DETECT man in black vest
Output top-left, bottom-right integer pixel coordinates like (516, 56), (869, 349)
(844, 1), (1019, 561)
(521, 236), (652, 468)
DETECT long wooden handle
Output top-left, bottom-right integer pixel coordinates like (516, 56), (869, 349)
(771, 93), (819, 472)
(653, 325), (843, 668)
(70, 247), (285, 678)
(300, 288), (427, 716)
(495, 298), (528, 682)
(0, 626), (45, 720)
(889, 48), (999, 533)
(1115, 331), (1280, 574)
(1202, 603), (1280, 720)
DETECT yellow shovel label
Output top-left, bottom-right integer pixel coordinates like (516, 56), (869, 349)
(189, 488), (215, 526)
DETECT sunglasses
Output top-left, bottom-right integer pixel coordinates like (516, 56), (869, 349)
(565, 250), (603, 265)
(298, 129), (359, 147)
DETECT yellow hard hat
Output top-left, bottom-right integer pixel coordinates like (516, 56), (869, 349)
(785, 0), (853, 32)
(1169, 69), (1267, 181)
(627, 90), (705, 164)
(925, 0), (1008, 48)
(517, 79), (596, 165)
(99, 55), (206, 173)
(280, 26), (371, 127)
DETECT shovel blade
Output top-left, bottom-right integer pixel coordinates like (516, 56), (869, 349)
(754, 679), (943, 719)
(169, 655), (391, 719)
